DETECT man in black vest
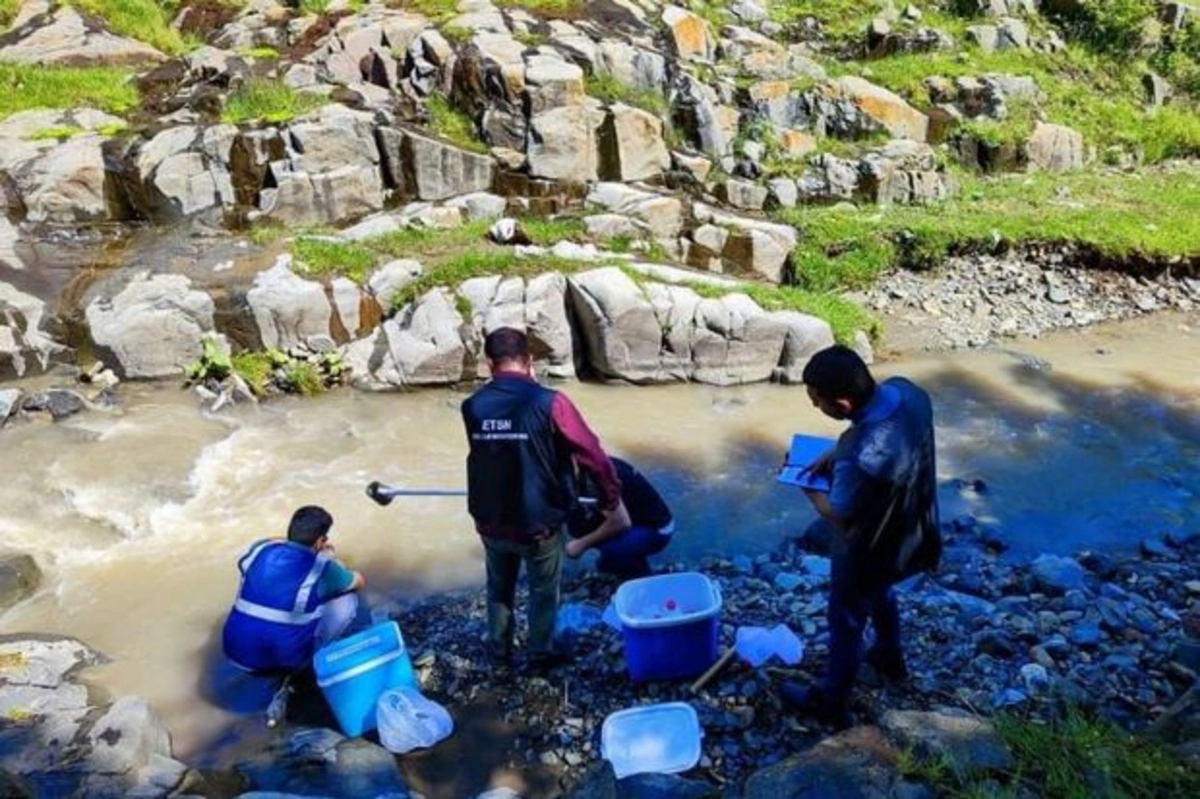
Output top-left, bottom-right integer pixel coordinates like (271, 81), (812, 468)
(566, 457), (674, 580)
(462, 327), (626, 669)
(781, 345), (941, 728)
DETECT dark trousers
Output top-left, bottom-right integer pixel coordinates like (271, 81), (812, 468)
(821, 545), (902, 707)
(596, 525), (670, 579)
(483, 534), (562, 656)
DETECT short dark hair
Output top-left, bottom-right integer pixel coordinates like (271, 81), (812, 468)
(484, 327), (529, 363)
(288, 505), (333, 546)
(802, 345), (876, 406)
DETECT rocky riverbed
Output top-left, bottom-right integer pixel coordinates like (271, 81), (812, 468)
(3, 500), (1199, 797)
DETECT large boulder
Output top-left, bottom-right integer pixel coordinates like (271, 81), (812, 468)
(1, 124), (121, 223)
(368, 288), (467, 386)
(1025, 122), (1084, 172)
(688, 293), (790, 386)
(0, 553), (40, 613)
(459, 272), (575, 380)
(829, 77), (929, 142)
(256, 105), (385, 226)
(673, 75), (740, 157)
(378, 129), (495, 202)
(691, 203), (798, 283)
(0, 281), (65, 378)
(525, 54), (586, 114)
(0, 7), (166, 67)
(772, 311), (837, 384)
(246, 256), (334, 352)
(598, 104), (671, 183)
(568, 267), (672, 384)
(527, 102), (606, 182)
(585, 184), (684, 239)
(130, 125), (238, 220)
(84, 696), (172, 776)
(85, 272), (215, 379)
(743, 726), (924, 798)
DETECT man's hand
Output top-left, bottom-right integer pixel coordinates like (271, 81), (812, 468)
(565, 538), (587, 559)
(807, 446), (836, 478)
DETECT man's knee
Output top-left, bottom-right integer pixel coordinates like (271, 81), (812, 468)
(315, 592), (360, 647)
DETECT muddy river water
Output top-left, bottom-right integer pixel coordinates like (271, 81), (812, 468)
(1, 313), (1198, 764)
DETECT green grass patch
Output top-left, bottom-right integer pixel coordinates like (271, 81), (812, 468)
(389, 250), (590, 313)
(856, 45), (1200, 162)
(27, 121), (129, 140)
(907, 709), (1200, 798)
(384, 0), (459, 23)
(71, 0), (188, 55)
(298, 0), (331, 14)
(231, 350), (278, 397)
(281, 362), (325, 396)
(221, 80), (327, 125)
(521, 216), (587, 245)
(292, 237), (377, 284)
(496, 0), (582, 16)
(776, 168), (1200, 291)
(0, 0), (18, 29)
(425, 94), (487, 153)
(241, 46), (280, 60)
(0, 63), (139, 118)
(585, 72), (668, 115)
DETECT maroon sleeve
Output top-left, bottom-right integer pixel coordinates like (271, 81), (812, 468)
(550, 392), (622, 510)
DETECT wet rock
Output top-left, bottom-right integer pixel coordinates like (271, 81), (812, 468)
(85, 696), (172, 776)
(0, 389), (20, 423)
(236, 727), (410, 798)
(3, 131), (117, 224)
(378, 129), (496, 202)
(0, 553), (41, 612)
(20, 389), (86, 421)
(85, 272), (216, 379)
(459, 272), (575, 380)
(247, 256), (334, 352)
(881, 709), (1013, 777)
(0, 6), (166, 67)
(620, 772), (721, 797)
(1031, 554), (1086, 595)
(771, 312), (836, 384)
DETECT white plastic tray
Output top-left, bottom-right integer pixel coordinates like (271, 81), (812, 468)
(600, 702), (702, 779)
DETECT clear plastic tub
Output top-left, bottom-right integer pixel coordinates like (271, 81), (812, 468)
(601, 702), (702, 778)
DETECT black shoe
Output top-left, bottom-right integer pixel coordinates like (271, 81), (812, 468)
(528, 644), (573, 672)
(779, 681), (852, 730)
(864, 647), (910, 683)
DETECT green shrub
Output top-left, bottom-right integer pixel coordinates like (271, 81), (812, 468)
(425, 94), (487, 152)
(185, 335), (232, 382)
(298, 0), (331, 14)
(71, 0), (188, 55)
(0, 0), (18, 29)
(282, 361), (326, 395)
(0, 64), (139, 118)
(221, 80), (327, 125)
(1047, 0), (1157, 56)
(231, 351), (277, 396)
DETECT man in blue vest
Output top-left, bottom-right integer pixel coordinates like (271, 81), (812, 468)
(566, 457), (674, 580)
(462, 327), (625, 669)
(222, 505), (366, 673)
(781, 345), (941, 728)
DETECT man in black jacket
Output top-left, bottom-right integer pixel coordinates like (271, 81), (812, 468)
(566, 457), (674, 580)
(462, 327), (626, 669)
(782, 345), (941, 727)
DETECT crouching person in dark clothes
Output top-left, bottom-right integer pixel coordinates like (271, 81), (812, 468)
(222, 505), (366, 674)
(565, 457), (674, 580)
(462, 327), (626, 670)
(781, 345), (942, 728)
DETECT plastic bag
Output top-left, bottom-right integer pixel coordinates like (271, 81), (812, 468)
(734, 624), (805, 667)
(376, 686), (454, 754)
(555, 602), (604, 640)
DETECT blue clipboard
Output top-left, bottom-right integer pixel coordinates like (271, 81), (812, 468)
(777, 434), (835, 493)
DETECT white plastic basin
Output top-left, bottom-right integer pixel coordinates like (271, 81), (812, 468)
(600, 702), (702, 779)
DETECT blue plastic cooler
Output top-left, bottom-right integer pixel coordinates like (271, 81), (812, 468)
(314, 621), (417, 737)
(614, 572), (721, 682)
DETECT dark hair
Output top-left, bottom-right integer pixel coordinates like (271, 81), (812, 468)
(287, 505), (333, 546)
(484, 327), (529, 363)
(802, 345), (875, 407)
